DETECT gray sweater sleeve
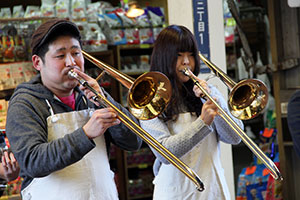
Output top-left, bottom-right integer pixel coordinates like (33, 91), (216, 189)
(140, 84), (243, 166)
(207, 85), (243, 144)
(140, 116), (213, 164)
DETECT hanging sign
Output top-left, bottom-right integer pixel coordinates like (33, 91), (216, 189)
(193, 0), (210, 73)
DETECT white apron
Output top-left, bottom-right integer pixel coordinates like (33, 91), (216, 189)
(21, 103), (118, 200)
(152, 113), (231, 200)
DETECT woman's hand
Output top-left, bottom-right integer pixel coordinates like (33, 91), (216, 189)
(0, 151), (20, 182)
(200, 99), (218, 125)
(192, 77), (210, 98)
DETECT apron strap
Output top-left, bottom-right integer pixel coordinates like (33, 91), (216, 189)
(45, 99), (58, 123)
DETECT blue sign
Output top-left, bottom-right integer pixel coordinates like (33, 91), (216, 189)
(193, 0), (210, 73)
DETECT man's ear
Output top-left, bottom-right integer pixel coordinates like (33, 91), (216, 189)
(32, 55), (43, 71)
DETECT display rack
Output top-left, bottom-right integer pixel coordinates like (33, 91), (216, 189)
(0, 16), (54, 23)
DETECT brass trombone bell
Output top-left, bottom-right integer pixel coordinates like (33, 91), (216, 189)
(81, 50), (172, 120)
(128, 72), (172, 120)
(198, 53), (268, 120)
(229, 79), (268, 120)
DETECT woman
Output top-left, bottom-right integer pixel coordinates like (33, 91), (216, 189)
(0, 151), (20, 182)
(140, 25), (243, 200)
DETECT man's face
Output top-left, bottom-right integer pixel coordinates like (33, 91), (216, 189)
(33, 35), (84, 97)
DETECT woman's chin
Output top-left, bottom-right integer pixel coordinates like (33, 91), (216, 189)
(180, 77), (190, 83)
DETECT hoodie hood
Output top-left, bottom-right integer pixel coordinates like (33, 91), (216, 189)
(11, 74), (58, 102)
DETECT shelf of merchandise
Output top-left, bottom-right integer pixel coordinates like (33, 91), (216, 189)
(0, 17), (54, 23)
(0, 194), (21, 200)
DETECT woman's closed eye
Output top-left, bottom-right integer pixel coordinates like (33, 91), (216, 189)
(178, 52), (194, 57)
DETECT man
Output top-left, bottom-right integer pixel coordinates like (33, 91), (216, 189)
(287, 90), (300, 157)
(5, 19), (142, 200)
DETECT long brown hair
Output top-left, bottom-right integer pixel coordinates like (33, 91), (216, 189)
(150, 25), (203, 122)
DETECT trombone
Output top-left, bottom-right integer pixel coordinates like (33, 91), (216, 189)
(68, 50), (205, 191)
(198, 53), (268, 120)
(180, 53), (283, 181)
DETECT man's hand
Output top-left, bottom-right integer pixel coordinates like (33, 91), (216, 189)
(83, 108), (120, 139)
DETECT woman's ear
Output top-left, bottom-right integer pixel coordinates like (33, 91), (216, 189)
(32, 55), (42, 71)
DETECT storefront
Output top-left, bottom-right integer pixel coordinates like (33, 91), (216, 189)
(0, 0), (299, 199)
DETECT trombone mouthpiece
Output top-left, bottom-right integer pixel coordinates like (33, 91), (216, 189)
(181, 68), (190, 76)
(68, 70), (86, 86)
(68, 69), (78, 79)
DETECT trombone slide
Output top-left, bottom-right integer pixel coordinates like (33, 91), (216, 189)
(68, 70), (205, 191)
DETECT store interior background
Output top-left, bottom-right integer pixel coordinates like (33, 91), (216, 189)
(0, 0), (300, 199)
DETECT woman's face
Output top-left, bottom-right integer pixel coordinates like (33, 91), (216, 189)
(175, 52), (195, 83)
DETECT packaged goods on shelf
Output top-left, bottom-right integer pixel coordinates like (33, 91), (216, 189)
(0, 8), (11, 19)
(0, 62), (36, 90)
(121, 55), (150, 73)
(0, 100), (7, 116)
(41, 0), (56, 17)
(0, 24), (32, 63)
(24, 6), (41, 18)
(0, 64), (13, 90)
(0, 100), (8, 129)
(76, 21), (108, 52)
(136, 11), (154, 44)
(14, 36), (27, 62)
(12, 5), (24, 18)
(147, 6), (165, 40)
(55, 0), (69, 18)
(23, 62), (37, 82)
(99, 12), (127, 45)
(71, 0), (86, 21)
(236, 164), (269, 200)
(2, 36), (15, 63)
(98, 6), (165, 45)
(10, 64), (25, 87)
(87, 2), (102, 23)
(0, 2), (165, 48)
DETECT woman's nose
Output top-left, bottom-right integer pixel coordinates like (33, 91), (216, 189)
(183, 55), (190, 65)
(65, 55), (76, 67)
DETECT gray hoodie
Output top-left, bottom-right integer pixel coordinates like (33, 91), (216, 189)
(5, 74), (142, 190)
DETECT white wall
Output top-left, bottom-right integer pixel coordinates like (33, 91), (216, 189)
(167, 0), (236, 198)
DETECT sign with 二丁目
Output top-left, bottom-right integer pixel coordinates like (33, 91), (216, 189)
(193, 0), (210, 73)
